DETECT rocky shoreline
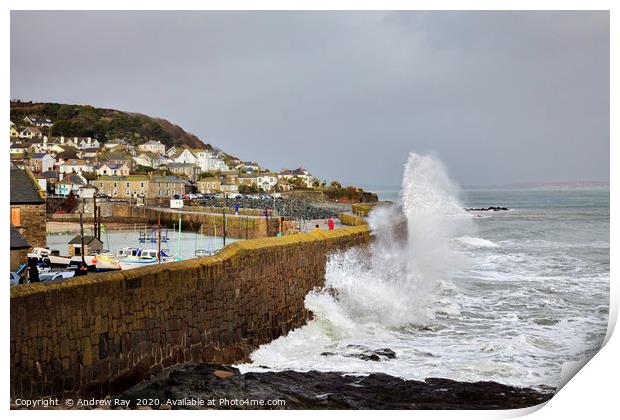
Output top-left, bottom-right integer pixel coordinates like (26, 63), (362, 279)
(113, 363), (555, 410)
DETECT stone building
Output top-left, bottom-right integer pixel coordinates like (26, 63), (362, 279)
(10, 166), (46, 249)
(68, 235), (103, 257)
(93, 175), (188, 200)
(10, 225), (30, 271)
(161, 162), (201, 181)
(197, 177), (221, 193)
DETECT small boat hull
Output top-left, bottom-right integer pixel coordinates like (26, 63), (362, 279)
(118, 258), (158, 270)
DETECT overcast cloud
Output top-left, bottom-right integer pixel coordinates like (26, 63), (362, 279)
(10, 11), (609, 187)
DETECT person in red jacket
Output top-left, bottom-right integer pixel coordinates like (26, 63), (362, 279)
(328, 217), (335, 231)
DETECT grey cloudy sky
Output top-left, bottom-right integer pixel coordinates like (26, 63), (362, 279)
(11, 11), (609, 187)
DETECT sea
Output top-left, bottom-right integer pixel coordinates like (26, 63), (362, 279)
(238, 153), (610, 389)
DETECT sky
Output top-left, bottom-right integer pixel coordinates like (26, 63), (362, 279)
(11, 11), (609, 188)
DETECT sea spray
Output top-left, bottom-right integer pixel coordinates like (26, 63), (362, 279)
(240, 163), (609, 388)
(304, 152), (474, 329)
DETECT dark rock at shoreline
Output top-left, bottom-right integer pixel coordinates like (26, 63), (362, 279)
(466, 207), (510, 212)
(114, 363), (554, 410)
(321, 346), (397, 362)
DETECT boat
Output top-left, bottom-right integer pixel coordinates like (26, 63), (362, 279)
(28, 247), (72, 267)
(91, 247), (145, 271)
(118, 249), (176, 270)
(39, 269), (75, 282)
(90, 254), (121, 271)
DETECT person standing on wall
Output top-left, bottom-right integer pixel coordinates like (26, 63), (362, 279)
(328, 217), (335, 231)
(234, 202), (240, 216)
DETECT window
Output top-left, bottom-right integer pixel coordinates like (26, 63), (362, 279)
(113, 182), (117, 188)
(140, 182), (144, 188)
(10, 208), (21, 227)
(126, 182), (130, 188)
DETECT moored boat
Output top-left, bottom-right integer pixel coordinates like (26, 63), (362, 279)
(118, 249), (176, 270)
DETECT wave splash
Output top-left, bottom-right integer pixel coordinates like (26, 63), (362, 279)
(306, 153), (473, 331)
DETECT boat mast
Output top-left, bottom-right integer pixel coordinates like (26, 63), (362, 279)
(176, 213), (182, 259)
(158, 213), (161, 264)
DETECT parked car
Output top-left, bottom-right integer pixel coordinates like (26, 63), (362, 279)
(173, 194), (181, 200)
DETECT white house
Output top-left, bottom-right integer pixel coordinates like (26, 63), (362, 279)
(58, 159), (94, 175)
(23, 115), (53, 127)
(172, 149), (199, 165)
(190, 149), (230, 173)
(54, 174), (86, 197)
(95, 163), (130, 177)
(165, 146), (177, 157)
(104, 138), (127, 149)
(257, 173), (278, 191)
(76, 137), (101, 149)
(278, 168), (314, 188)
(137, 140), (166, 155)
(236, 161), (260, 173)
(19, 127), (43, 139)
(134, 152), (170, 168)
(29, 153), (55, 173)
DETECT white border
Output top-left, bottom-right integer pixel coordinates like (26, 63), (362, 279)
(3, 2), (616, 419)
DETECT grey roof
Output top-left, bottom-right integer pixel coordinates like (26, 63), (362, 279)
(10, 226), (31, 250)
(68, 235), (103, 245)
(31, 153), (50, 159)
(166, 162), (199, 168)
(41, 170), (60, 179)
(10, 169), (44, 204)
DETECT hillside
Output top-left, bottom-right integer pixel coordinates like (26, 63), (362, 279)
(10, 101), (206, 149)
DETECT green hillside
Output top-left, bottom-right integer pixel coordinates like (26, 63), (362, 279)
(10, 101), (206, 149)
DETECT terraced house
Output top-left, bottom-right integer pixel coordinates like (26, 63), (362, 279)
(93, 175), (188, 201)
(93, 175), (151, 200)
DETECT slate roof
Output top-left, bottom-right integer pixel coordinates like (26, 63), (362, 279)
(10, 169), (44, 204)
(10, 226), (31, 250)
(68, 235), (103, 245)
(41, 170), (60, 179)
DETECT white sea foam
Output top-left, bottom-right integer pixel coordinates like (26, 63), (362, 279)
(239, 153), (609, 389)
(457, 236), (500, 248)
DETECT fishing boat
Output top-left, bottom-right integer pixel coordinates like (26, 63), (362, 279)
(90, 247), (142, 271)
(118, 249), (176, 270)
(90, 254), (121, 271)
(28, 247), (72, 267)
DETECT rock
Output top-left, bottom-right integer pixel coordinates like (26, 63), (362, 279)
(465, 206), (510, 212)
(115, 363), (555, 410)
(213, 370), (234, 379)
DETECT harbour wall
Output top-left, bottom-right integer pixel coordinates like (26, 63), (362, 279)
(10, 225), (370, 400)
(48, 203), (281, 239)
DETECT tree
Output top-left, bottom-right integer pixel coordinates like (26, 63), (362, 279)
(330, 180), (342, 189)
(239, 184), (259, 194)
(198, 172), (215, 180)
(288, 176), (306, 189)
(312, 177), (321, 187)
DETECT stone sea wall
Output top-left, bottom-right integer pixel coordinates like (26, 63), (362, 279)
(10, 225), (370, 400)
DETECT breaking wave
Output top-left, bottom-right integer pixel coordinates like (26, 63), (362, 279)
(305, 153), (474, 329)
